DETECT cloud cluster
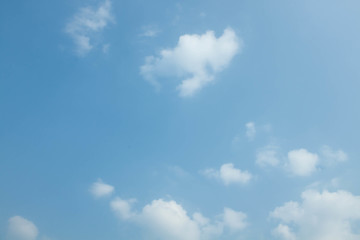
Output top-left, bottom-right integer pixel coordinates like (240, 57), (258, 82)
(90, 179), (247, 239)
(270, 189), (360, 240)
(202, 163), (252, 185)
(111, 197), (247, 240)
(140, 28), (241, 97)
(90, 179), (115, 198)
(256, 145), (347, 177)
(65, 0), (114, 56)
(7, 216), (38, 240)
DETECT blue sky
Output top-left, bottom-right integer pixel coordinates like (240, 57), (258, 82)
(1, 0), (360, 239)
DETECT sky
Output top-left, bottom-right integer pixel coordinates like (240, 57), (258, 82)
(1, 0), (360, 239)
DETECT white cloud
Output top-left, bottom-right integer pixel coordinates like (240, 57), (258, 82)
(320, 145), (348, 165)
(270, 189), (360, 240)
(272, 224), (297, 240)
(7, 216), (38, 240)
(286, 149), (319, 176)
(202, 163), (252, 185)
(219, 163), (252, 185)
(110, 197), (136, 220)
(140, 28), (241, 97)
(245, 122), (256, 141)
(140, 199), (201, 240)
(65, 0), (114, 56)
(90, 179), (114, 198)
(256, 145), (280, 167)
(223, 207), (247, 231)
(109, 197), (247, 240)
(255, 144), (346, 175)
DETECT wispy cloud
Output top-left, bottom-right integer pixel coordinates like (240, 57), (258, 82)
(65, 0), (114, 56)
(90, 179), (115, 198)
(320, 145), (348, 165)
(245, 122), (256, 141)
(256, 145), (281, 167)
(140, 25), (161, 38)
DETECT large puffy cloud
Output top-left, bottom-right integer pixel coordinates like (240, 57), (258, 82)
(7, 216), (38, 240)
(270, 189), (360, 240)
(110, 197), (247, 240)
(65, 0), (114, 56)
(90, 179), (114, 198)
(140, 28), (241, 97)
(286, 149), (319, 176)
(202, 163), (252, 185)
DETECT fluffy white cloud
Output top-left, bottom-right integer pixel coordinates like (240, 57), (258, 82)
(90, 179), (114, 197)
(270, 189), (360, 240)
(286, 149), (319, 176)
(219, 163), (252, 185)
(110, 197), (247, 240)
(245, 122), (256, 141)
(223, 207), (247, 231)
(7, 216), (38, 240)
(202, 163), (252, 185)
(65, 0), (114, 56)
(140, 199), (201, 240)
(320, 145), (348, 165)
(272, 224), (297, 240)
(140, 28), (241, 97)
(256, 145), (280, 167)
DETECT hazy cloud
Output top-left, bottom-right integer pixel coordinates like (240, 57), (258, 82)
(320, 145), (348, 166)
(65, 0), (114, 56)
(245, 122), (256, 141)
(256, 145), (281, 167)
